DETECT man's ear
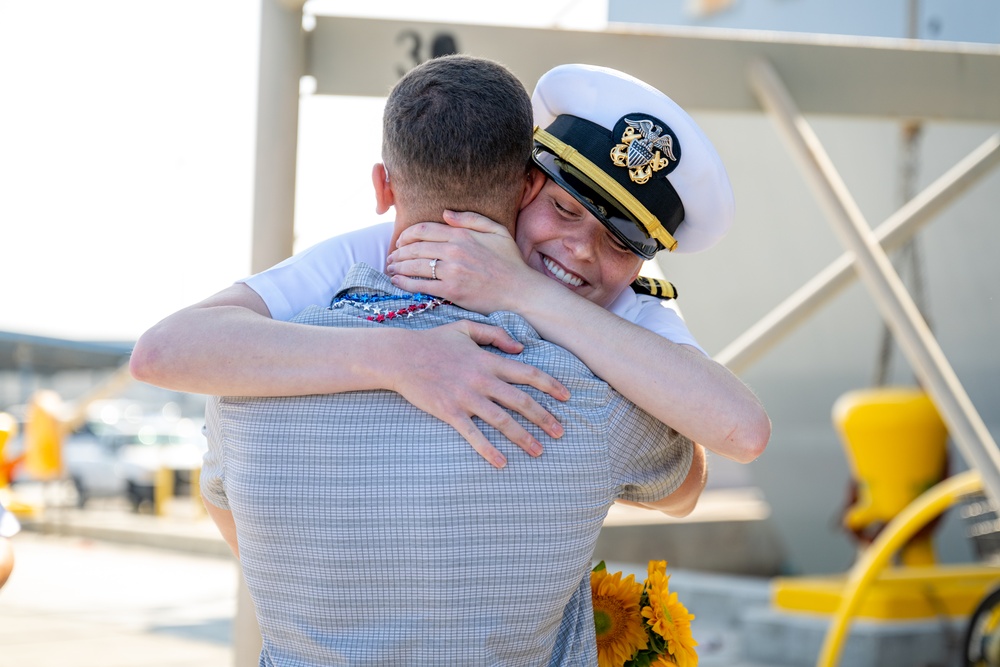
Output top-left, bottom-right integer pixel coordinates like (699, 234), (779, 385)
(518, 167), (547, 210)
(372, 163), (395, 215)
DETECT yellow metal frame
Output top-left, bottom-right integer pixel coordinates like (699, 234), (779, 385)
(816, 469), (987, 667)
(775, 565), (999, 620)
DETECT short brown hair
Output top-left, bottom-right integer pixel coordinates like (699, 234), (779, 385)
(382, 55), (533, 226)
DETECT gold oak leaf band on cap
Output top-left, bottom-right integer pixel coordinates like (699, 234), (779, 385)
(533, 126), (679, 252)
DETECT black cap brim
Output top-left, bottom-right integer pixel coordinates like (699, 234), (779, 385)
(532, 149), (661, 260)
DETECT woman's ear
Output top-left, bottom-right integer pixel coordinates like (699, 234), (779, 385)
(372, 163), (394, 215)
(518, 167), (547, 210)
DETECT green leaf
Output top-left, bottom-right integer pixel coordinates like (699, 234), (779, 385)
(627, 653), (654, 667)
(592, 560), (607, 573)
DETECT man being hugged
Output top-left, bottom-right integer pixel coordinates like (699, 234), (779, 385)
(200, 55), (703, 666)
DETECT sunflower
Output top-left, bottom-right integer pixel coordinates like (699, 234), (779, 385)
(591, 562), (649, 667)
(650, 656), (680, 667)
(641, 560), (698, 667)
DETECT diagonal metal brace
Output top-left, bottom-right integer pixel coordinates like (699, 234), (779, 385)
(716, 132), (1000, 374)
(746, 56), (1000, 509)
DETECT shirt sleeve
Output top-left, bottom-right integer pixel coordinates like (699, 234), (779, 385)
(606, 394), (694, 504)
(240, 222), (394, 321)
(200, 396), (229, 510)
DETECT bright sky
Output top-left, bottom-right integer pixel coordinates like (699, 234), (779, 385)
(0, 0), (608, 342)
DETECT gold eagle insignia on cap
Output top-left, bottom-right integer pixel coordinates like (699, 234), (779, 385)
(610, 118), (678, 185)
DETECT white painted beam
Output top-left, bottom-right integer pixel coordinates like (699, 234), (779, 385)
(250, 0), (305, 274)
(307, 16), (1000, 121)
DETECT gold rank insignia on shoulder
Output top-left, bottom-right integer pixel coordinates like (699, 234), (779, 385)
(610, 115), (680, 185)
(631, 276), (678, 301)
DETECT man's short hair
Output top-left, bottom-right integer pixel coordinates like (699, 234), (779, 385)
(382, 55), (533, 220)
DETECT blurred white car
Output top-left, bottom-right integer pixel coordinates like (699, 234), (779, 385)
(64, 402), (206, 511)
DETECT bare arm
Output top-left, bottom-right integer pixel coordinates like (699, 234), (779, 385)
(521, 298), (769, 463)
(388, 213), (770, 463)
(203, 500), (240, 559)
(131, 283), (367, 396)
(130, 283), (569, 468)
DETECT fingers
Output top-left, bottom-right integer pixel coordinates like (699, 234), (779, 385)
(445, 403), (545, 469)
(429, 353), (566, 463)
(471, 401), (546, 459)
(387, 255), (439, 282)
(389, 273), (433, 297)
(388, 240), (451, 265)
(392, 322), (570, 468)
(447, 390), (548, 465)
(443, 321), (568, 438)
(448, 416), (509, 469)
(442, 210), (509, 235)
(502, 361), (571, 407)
(449, 346), (567, 442)
(395, 214), (511, 250)
(487, 379), (565, 441)
(462, 321), (523, 354)
(386, 243), (454, 286)
(460, 322), (570, 405)
(396, 222), (461, 247)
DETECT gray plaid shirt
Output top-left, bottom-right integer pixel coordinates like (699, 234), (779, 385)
(202, 263), (692, 667)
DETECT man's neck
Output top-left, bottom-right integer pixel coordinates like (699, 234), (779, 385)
(386, 213), (441, 253)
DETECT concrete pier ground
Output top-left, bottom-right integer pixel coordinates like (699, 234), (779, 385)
(0, 530), (237, 667)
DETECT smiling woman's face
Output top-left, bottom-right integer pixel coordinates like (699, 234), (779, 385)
(515, 180), (644, 309)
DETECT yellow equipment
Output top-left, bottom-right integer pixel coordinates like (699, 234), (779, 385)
(19, 365), (135, 484)
(0, 410), (42, 520)
(0, 412), (18, 487)
(833, 386), (949, 566)
(768, 389), (999, 666)
(23, 390), (66, 481)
